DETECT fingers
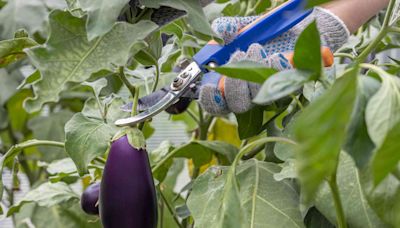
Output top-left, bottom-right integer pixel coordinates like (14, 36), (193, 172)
(211, 16), (258, 44)
(199, 85), (230, 115)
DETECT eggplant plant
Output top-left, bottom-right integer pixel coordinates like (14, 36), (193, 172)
(0, 0), (399, 228)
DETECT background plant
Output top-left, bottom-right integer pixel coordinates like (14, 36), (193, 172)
(0, 0), (399, 227)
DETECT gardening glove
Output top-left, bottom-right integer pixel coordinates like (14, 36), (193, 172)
(199, 7), (350, 115)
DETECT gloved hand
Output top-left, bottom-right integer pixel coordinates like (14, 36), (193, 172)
(199, 7), (350, 115)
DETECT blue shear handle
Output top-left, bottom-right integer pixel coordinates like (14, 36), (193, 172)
(192, 0), (312, 70)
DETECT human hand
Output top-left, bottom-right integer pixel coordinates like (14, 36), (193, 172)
(199, 7), (350, 115)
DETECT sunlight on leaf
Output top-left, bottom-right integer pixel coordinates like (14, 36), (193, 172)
(295, 68), (357, 202)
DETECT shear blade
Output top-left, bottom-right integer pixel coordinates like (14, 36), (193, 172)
(115, 61), (202, 126)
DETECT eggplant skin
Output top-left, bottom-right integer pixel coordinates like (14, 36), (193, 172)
(100, 136), (157, 228)
(81, 182), (100, 215)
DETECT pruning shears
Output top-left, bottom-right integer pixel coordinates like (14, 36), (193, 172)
(115, 0), (312, 127)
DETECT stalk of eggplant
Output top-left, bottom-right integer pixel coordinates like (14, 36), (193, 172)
(100, 134), (157, 228)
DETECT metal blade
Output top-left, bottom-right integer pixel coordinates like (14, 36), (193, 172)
(115, 62), (202, 126)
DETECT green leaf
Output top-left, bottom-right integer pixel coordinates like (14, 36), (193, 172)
(6, 89), (33, 132)
(65, 113), (116, 175)
(0, 106), (7, 129)
(174, 140), (239, 167)
(363, 172), (400, 227)
(294, 68), (357, 202)
(24, 10), (158, 113)
(304, 207), (334, 228)
(235, 106), (264, 139)
(46, 158), (79, 183)
(0, 69), (21, 106)
(365, 70), (400, 146)
(140, 0), (214, 37)
(150, 141), (175, 181)
(188, 160), (304, 228)
(7, 182), (79, 216)
(315, 153), (386, 228)
(82, 78), (108, 99)
(344, 76), (380, 168)
(293, 21), (322, 79)
(0, 0), (48, 39)
(47, 158), (77, 176)
(306, 0), (332, 8)
(213, 61), (278, 84)
(82, 95), (129, 123)
(17, 70), (41, 89)
(253, 69), (313, 105)
(372, 121), (400, 185)
(15, 201), (101, 228)
(135, 31), (163, 66)
(79, 0), (130, 40)
(28, 110), (74, 162)
(0, 38), (38, 67)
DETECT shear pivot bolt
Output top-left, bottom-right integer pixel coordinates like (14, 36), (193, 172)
(173, 78), (183, 88)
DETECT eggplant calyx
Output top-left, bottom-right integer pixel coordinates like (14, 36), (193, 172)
(112, 127), (146, 150)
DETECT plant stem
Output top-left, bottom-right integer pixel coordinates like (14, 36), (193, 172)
(233, 137), (297, 168)
(118, 66), (136, 98)
(159, 188), (183, 228)
(186, 109), (200, 125)
(152, 64), (160, 93)
(334, 53), (355, 60)
(132, 86), (140, 117)
(1, 140), (64, 167)
(328, 175), (347, 228)
(355, 0), (396, 64)
(390, 27), (400, 33)
(7, 126), (35, 185)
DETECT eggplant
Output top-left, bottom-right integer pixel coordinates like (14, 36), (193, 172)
(81, 182), (100, 215)
(100, 135), (157, 228)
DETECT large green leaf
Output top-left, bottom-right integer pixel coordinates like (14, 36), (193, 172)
(15, 201), (101, 228)
(140, 0), (214, 37)
(65, 113), (116, 175)
(363, 172), (400, 227)
(174, 140), (239, 167)
(213, 61), (278, 84)
(0, 0), (48, 39)
(28, 110), (74, 162)
(82, 95), (129, 123)
(24, 10), (157, 113)
(372, 121), (400, 185)
(6, 89), (32, 133)
(0, 106), (7, 129)
(365, 70), (400, 146)
(293, 21), (322, 79)
(235, 106), (264, 140)
(0, 69), (20, 106)
(7, 182), (79, 216)
(79, 0), (129, 40)
(188, 159), (304, 228)
(152, 140), (238, 183)
(344, 76), (380, 168)
(0, 38), (38, 67)
(315, 153), (386, 228)
(294, 68), (357, 202)
(253, 70), (313, 105)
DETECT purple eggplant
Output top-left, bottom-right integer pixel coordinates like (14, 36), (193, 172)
(99, 135), (157, 228)
(81, 182), (100, 215)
